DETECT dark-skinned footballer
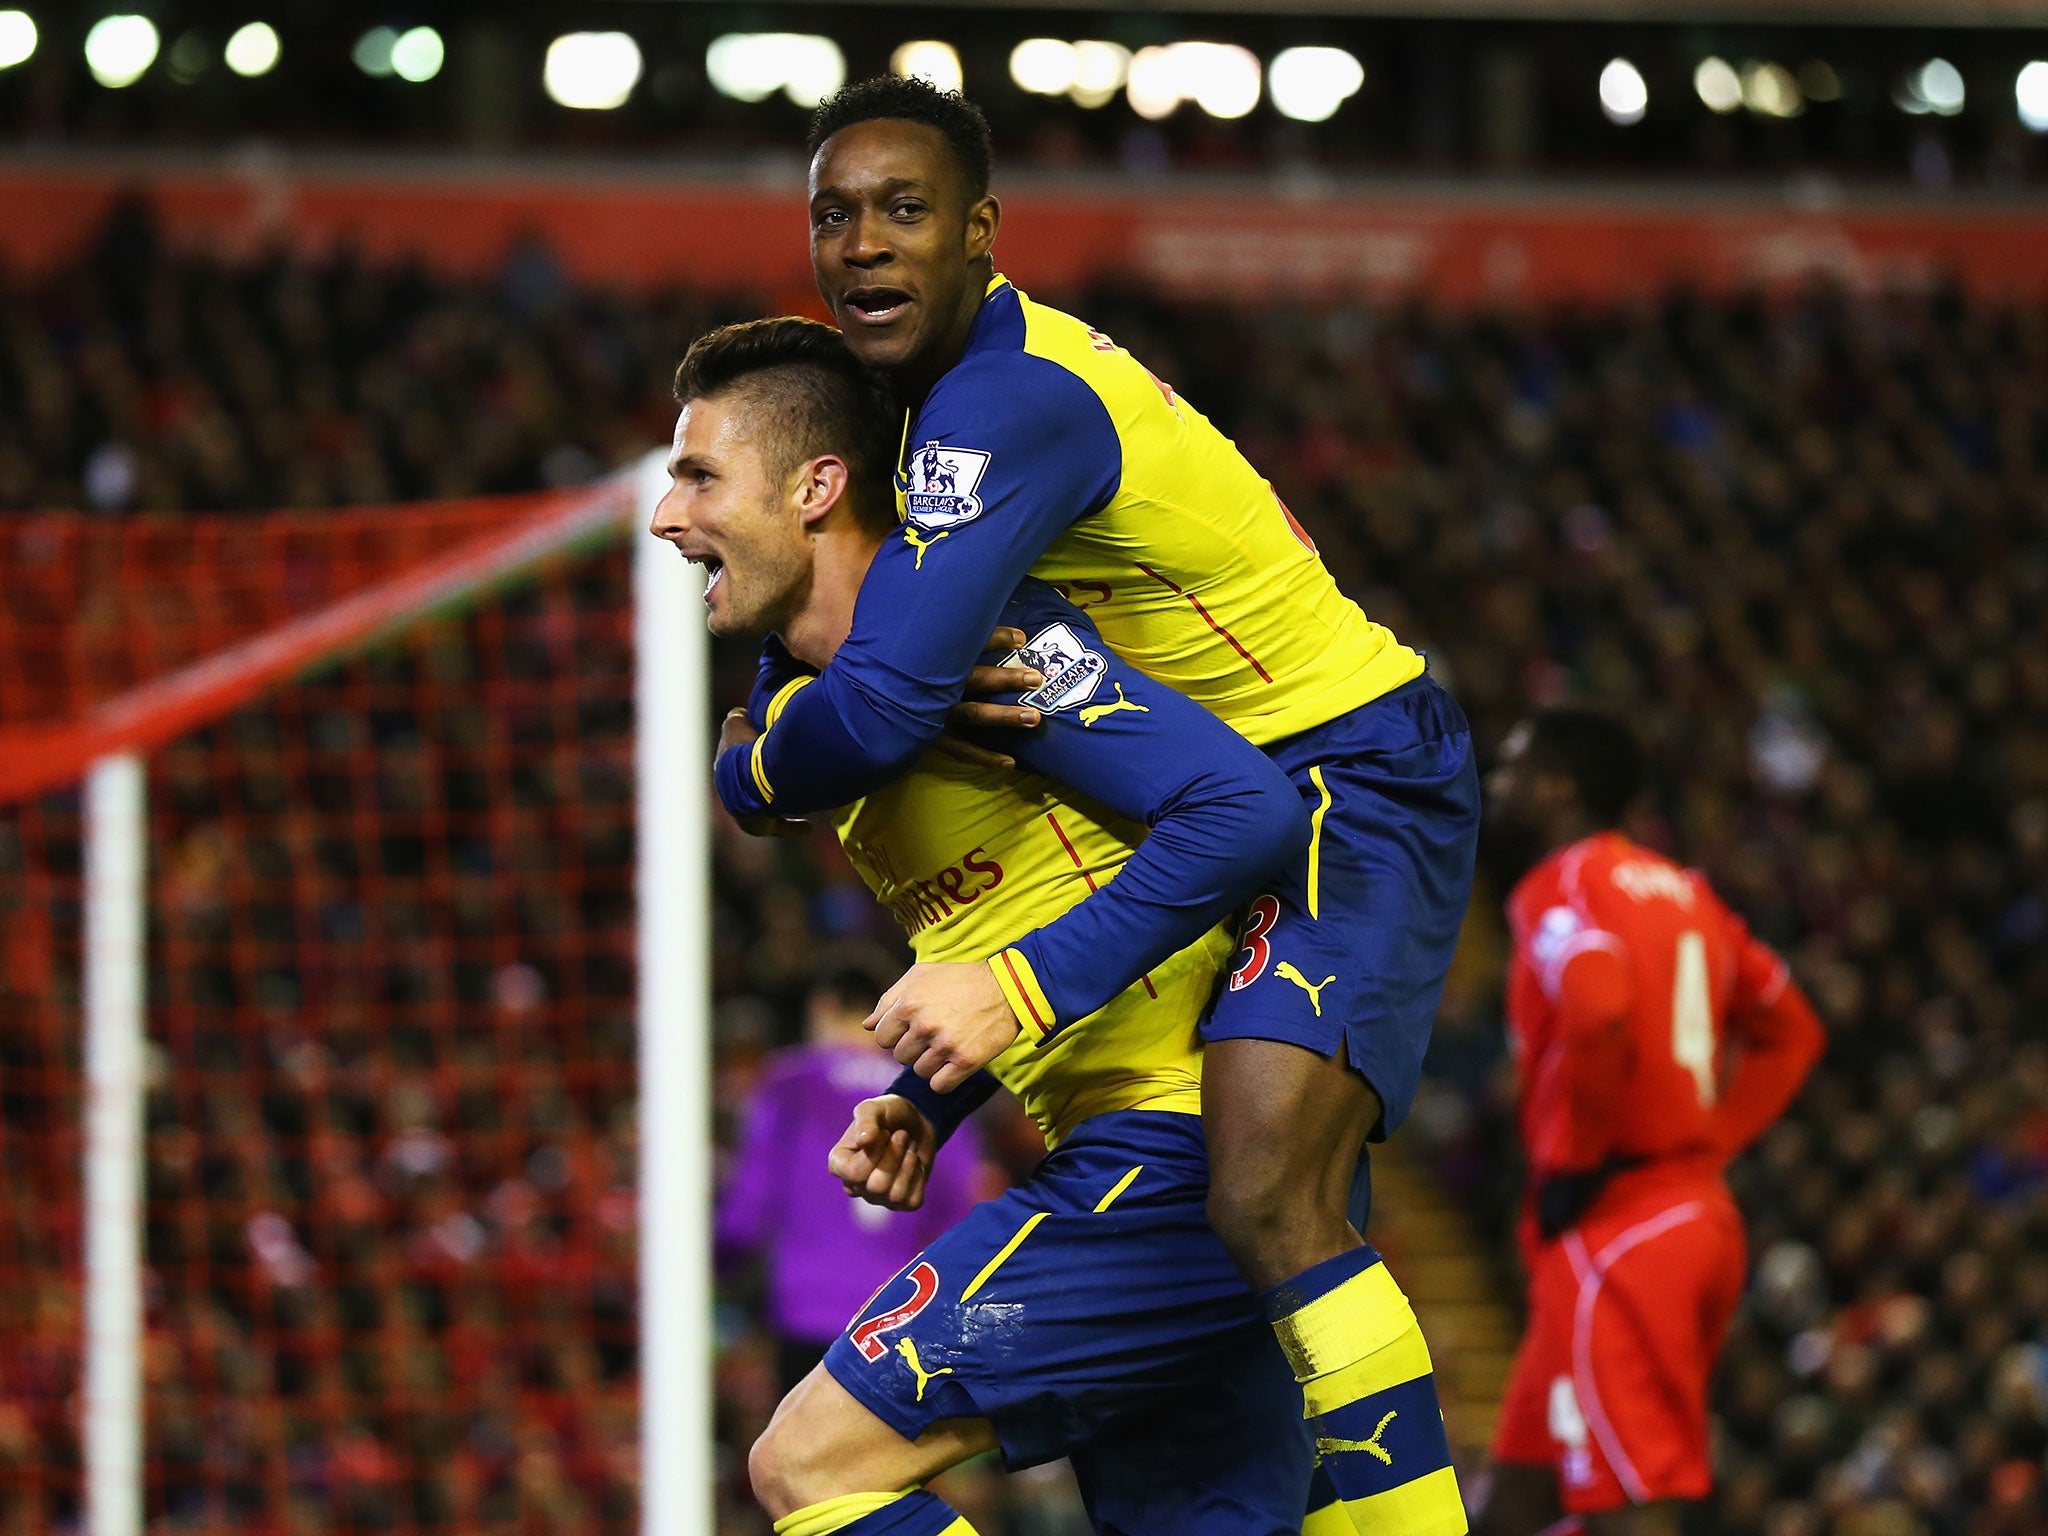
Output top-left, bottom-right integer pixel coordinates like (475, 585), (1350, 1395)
(706, 80), (1479, 1536)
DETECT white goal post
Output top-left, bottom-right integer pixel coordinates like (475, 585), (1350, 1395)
(83, 752), (146, 1536)
(634, 450), (715, 1534)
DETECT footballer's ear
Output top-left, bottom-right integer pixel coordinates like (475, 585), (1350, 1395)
(794, 454), (852, 529)
(965, 194), (1000, 262)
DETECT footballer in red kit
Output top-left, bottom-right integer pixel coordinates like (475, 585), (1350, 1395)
(1475, 710), (1824, 1536)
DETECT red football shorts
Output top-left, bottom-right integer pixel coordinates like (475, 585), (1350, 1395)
(1491, 1187), (1745, 1514)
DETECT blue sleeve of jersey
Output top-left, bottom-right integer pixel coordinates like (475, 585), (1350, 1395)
(979, 583), (1310, 1035)
(888, 1065), (999, 1149)
(714, 356), (1123, 818)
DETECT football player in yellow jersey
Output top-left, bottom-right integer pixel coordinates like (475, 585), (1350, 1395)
(660, 320), (1463, 1536)
(708, 77), (1479, 1536)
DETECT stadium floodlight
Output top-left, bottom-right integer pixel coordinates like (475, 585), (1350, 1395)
(1181, 42), (1260, 119)
(1916, 58), (1965, 116)
(891, 40), (960, 94)
(1011, 37), (1128, 108)
(1070, 40), (1130, 108)
(0, 9), (35, 70)
(707, 33), (780, 102)
(778, 35), (843, 108)
(390, 25), (442, 83)
(1742, 60), (1803, 118)
(84, 14), (158, 88)
(1129, 41), (1260, 122)
(1269, 46), (1363, 124)
(1011, 37), (1078, 96)
(707, 32), (844, 108)
(1599, 57), (1647, 125)
(353, 25), (396, 77)
(779, 35), (843, 106)
(2020, 61), (2048, 132)
(545, 31), (643, 111)
(223, 21), (279, 79)
(1127, 45), (1180, 120)
(1694, 57), (1741, 114)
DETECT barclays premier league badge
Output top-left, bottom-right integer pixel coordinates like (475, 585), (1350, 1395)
(1006, 622), (1108, 714)
(903, 441), (992, 530)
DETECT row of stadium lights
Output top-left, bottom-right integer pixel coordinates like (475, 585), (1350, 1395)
(3, 15), (2046, 134)
(414, 30), (1345, 123)
(0, 13), (446, 86)
(1603, 52), (2048, 130)
(0, 15), (1363, 123)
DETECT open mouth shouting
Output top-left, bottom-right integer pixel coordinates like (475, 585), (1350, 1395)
(841, 285), (914, 327)
(682, 549), (725, 602)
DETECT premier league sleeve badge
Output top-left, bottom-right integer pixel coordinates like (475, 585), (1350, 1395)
(902, 441), (994, 531)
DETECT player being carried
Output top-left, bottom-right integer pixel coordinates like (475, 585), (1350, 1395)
(1474, 710), (1825, 1536)
(656, 317), (1463, 1536)
(711, 77), (1479, 1535)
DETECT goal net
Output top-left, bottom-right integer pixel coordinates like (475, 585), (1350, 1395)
(0, 453), (709, 1536)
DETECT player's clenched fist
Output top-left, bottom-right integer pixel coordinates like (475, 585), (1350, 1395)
(716, 708), (809, 838)
(866, 961), (1022, 1093)
(828, 1095), (938, 1211)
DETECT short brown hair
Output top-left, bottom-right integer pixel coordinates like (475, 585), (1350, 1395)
(672, 318), (897, 526)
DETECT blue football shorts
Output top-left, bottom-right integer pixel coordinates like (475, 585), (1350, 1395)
(823, 1109), (1313, 1536)
(1204, 673), (1481, 1141)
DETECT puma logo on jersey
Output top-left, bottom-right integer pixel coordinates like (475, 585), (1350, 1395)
(895, 1338), (954, 1402)
(1317, 1411), (1397, 1465)
(903, 527), (949, 569)
(1078, 682), (1149, 727)
(1276, 962), (1337, 1016)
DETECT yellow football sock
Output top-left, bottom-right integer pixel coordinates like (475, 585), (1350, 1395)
(1304, 1494), (1359, 1535)
(773, 1488), (979, 1536)
(1269, 1254), (1468, 1536)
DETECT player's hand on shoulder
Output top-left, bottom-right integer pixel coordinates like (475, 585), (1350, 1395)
(867, 961), (1024, 1093)
(829, 1094), (938, 1211)
(717, 707), (809, 838)
(930, 626), (1045, 772)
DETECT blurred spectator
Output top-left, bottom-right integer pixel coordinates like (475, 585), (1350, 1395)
(716, 967), (982, 1396)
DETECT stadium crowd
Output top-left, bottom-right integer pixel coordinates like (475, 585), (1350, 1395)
(2, 202), (2046, 1534)
(0, 196), (717, 516)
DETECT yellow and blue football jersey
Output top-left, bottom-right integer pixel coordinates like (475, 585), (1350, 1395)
(716, 278), (1479, 1146)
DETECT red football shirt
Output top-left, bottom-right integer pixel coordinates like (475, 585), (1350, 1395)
(1505, 832), (1823, 1235)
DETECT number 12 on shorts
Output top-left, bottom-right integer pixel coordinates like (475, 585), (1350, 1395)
(849, 1261), (941, 1361)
